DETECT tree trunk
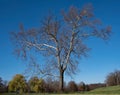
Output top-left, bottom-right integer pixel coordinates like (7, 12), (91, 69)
(59, 70), (64, 92)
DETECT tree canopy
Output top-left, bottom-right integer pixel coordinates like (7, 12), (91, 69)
(28, 76), (45, 93)
(8, 74), (27, 93)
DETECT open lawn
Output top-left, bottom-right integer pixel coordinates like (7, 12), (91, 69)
(1, 93), (120, 95)
(87, 85), (120, 94)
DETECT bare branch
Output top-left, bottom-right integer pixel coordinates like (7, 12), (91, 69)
(25, 41), (57, 51)
(43, 44), (57, 50)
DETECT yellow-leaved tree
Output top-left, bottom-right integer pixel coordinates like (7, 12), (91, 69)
(8, 74), (27, 93)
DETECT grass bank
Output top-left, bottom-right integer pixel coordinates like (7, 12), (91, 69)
(87, 85), (120, 94)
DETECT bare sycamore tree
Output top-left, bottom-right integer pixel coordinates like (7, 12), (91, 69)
(11, 5), (111, 91)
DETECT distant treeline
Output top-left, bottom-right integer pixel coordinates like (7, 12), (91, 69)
(0, 70), (120, 93)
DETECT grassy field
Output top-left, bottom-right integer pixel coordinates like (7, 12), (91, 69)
(87, 85), (120, 94)
(0, 93), (120, 95)
(1, 93), (120, 95)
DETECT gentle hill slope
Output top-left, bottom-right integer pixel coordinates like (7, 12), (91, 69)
(87, 85), (120, 94)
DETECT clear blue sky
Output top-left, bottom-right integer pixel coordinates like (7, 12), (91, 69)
(0, 0), (120, 84)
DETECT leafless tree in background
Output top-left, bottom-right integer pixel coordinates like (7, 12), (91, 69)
(106, 70), (120, 86)
(67, 81), (78, 92)
(11, 4), (111, 91)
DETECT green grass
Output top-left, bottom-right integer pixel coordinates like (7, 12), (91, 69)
(87, 85), (120, 94)
(1, 93), (120, 95)
(0, 93), (120, 95)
